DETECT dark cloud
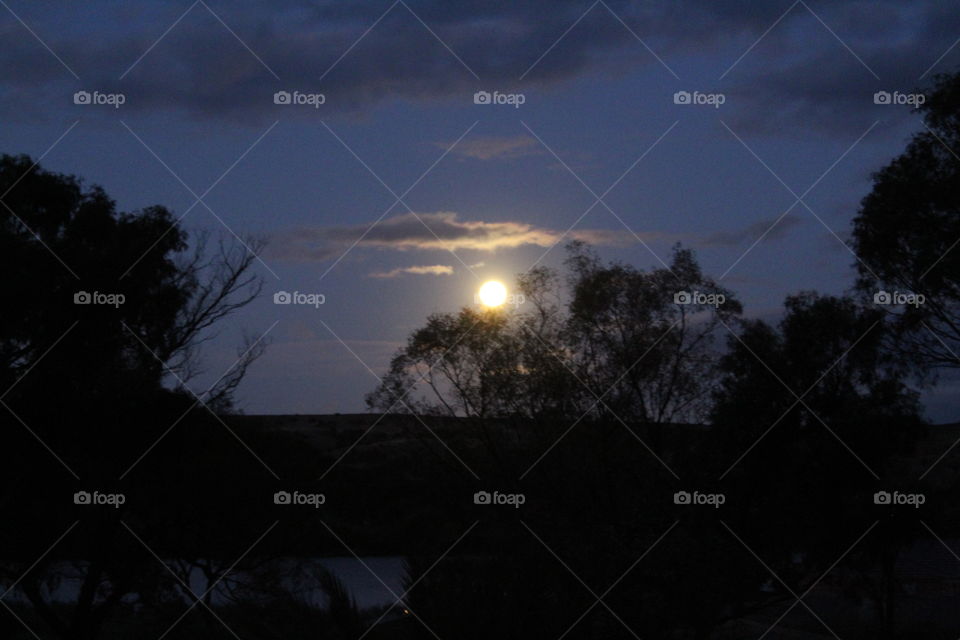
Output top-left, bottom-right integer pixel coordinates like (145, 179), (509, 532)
(719, 1), (960, 135)
(699, 213), (803, 247)
(1, 0), (957, 130)
(1, 0), (631, 122)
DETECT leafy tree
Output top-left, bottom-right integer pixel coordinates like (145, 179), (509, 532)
(711, 292), (925, 638)
(563, 242), (741, 425)
(853, 71), (960, 373)
(851, 72), (960, 636)
(0, 153), (264, 413)
(0, 154), (266, 640)
(367, 242), (741, 426)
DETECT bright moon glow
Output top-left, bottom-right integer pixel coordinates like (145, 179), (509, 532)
(478, 280), (508, 307)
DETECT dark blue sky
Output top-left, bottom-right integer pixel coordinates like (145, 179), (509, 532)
(2, 0), (958, 418)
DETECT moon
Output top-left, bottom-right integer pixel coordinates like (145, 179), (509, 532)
(478, 280), (508, 307)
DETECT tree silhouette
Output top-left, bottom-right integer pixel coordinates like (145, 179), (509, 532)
(368, 242), (741, 426)
(0, 153), (264, 414)
(0, 154), (266, 640)
(711, 292), (925, 638)
(853, 71), (960, 373)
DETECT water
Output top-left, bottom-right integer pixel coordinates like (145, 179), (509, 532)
(3, 556), (406, 611)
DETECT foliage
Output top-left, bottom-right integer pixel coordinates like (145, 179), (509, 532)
(853, 71), (960, 374)
(367, 242), (741, 425)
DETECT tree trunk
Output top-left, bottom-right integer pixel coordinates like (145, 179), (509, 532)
(880, 546), (898, 640)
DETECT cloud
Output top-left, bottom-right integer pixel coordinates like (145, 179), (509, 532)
(442, 135), (540, 160)
(369, 264), (454, 278)
(719, 1), (960, 135)
(699, 213), (803, 247)
(5, 0), (955, 127)
(269, 211), (640, 261)
(0, 0), (634, 123)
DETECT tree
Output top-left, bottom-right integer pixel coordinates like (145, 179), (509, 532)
(0, 153), (264, 413)
(852, 70), (960, 637)
(563, 241), (741, 426)
(710, 293), (925, 638)
(367, 242), (741, 427)
(852, 71), (960, 373)
(0, 154), (266, 640)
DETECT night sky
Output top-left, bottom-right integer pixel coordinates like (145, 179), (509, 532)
(2, 0), (958, 418)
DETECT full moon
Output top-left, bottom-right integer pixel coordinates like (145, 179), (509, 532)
(478, 280), (508, 307)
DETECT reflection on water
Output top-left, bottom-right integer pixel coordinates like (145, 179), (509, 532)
(5, 557), (406, 611)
